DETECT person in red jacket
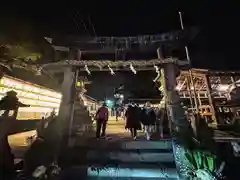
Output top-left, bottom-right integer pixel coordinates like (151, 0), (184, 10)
(95, 103), (109, 138)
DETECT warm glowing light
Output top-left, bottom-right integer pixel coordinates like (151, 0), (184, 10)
(18, 107), (58, 113)
(0, 94), (59, 108)
(0, 76), (61, 111)
(216, 84), (229, 92)
(0, 75), (100, 120)
(0, 87), (61, 103)
(0, 76), (62, 99)
(176, 85), (181, 91)
(76, 81), (81, 87)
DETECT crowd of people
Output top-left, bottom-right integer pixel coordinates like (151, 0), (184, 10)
(95, 101), (169, 140)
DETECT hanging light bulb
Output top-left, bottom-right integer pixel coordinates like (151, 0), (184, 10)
(108, 65), (115, 75)
(84, 65), (91, 75)
(130, 63), (137, 74)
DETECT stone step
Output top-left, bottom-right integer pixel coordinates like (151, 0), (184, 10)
(77, 161), (176, 169)
(87, 151), (174, 163)
(86, 177), (178, 180)
(60, 164), (178, 179)
(76, 140), (172, 150)
(67, 153), (176, 168)
(75, 147), (172, 153)
(87, 167), (178, 179)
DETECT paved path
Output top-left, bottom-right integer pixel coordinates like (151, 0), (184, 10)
(8, 130), (36, 147)
(8, 116), (240, 158)
(9, 117), (129, 158)
(8, 130), (36, 159)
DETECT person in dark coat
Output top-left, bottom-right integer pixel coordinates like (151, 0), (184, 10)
(0, 90), (30, 118)
(0, 117), (15, 180)
(0, 90), (30, 180)
(141, 102), (156, 140)
(125, 104), (141, 140)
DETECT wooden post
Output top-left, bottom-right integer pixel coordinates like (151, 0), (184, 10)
(162, 62), (189, 133)
(57, 67), (75, 140)
(189, 71), (199, 113)
(68, 69), (79, 144)
(186, 76), (197, 135)
(67, 48), (93, 145)
(197, 93), (202, 107)
(230, 76), (237, 121)
(157, 49), (188, 133)
(204, 74), (218, 124)
(186, 76), (194, 112)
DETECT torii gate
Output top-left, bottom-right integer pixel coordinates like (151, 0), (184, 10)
(41, 30), (198, 145)
(41, 54), (189, 146)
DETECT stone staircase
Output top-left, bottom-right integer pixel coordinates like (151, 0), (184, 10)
(64, 119), (179, 179)
(71, 98), (93, 136)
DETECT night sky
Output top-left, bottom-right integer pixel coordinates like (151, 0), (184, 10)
(1, 1), (240, 100)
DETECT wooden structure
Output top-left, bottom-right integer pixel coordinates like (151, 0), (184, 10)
(176, 68), (240, 124)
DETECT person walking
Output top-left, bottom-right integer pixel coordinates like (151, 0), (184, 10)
(95, 103), (109, 138)
(125, 104), (141, 140)
(141, 102), (156, 140)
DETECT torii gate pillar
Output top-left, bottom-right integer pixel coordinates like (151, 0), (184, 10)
(39, 66), (76, 155)
(55, 67), (75, 139)
(42, 49), (93, 147)
(157, 49), (188, 133)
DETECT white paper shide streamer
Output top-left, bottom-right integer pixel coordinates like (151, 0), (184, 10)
(108, 65), (115, 75)
(130, 63), (137, 74)
(153, 65), (160, 82)
(84, 65), (91, 75)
